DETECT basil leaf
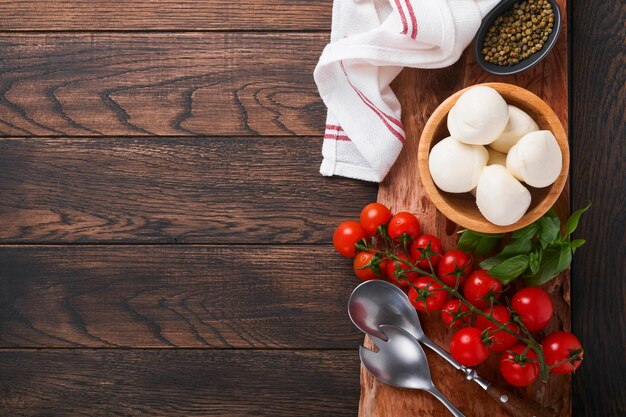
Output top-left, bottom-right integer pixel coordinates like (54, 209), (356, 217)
(511, 223), (538, 240)
(529, 250), (541, 275)
(538, 216), (560, 248)
(457, 230), (501, 255)
(474, 235), (501, 255)
(525, 244), (572, 286)
(499, 238), (532, 257)
(487, 254), (530, 284)
(565, 202), (591, 235)
(570, 238), (585, 253)
(479, 256), (504, 270)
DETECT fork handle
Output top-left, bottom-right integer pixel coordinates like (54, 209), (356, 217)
(485, 384), (555, 417)
(427, 386), (466, 417)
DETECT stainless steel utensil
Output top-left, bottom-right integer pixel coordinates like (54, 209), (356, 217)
(349, 280), (554, 417)
(361, 324), (466, 416)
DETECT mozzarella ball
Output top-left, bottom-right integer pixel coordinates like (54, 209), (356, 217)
(476, 165), (532, 226)
(506, 130), (563, 188)
(429, 137), (488, 193)
(447, 86), (509, 145)
(489, 105), (539, 153)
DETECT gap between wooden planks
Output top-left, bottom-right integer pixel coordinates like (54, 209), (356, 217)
(360, 1), (570, 416)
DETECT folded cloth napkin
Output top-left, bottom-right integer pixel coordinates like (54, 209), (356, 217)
(314, 0), (499, 182)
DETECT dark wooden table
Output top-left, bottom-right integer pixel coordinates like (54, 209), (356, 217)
(0, 1), (622, 416)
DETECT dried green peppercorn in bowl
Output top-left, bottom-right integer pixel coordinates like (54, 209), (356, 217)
(474, 0), (561, 76)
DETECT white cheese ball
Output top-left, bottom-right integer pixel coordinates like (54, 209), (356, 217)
(489, 105), (539, 153)
(447, 86), (509, 145)
(429, 137), (488, 193)
(476, 165), (532, 226)
(506, 130), (563, 188)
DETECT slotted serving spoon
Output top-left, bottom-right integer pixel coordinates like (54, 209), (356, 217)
(360, 324), (466, 417)
(349, 280), (554, 417)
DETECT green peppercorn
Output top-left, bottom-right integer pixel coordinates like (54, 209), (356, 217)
(481, 0), (555, 66)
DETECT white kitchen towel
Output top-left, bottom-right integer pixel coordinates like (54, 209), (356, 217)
(314, 0), (499, 182)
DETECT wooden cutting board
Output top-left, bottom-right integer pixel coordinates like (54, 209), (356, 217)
(360, 1), (570, 416)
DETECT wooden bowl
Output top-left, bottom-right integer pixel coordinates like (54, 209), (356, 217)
(417, 82), (569, 233)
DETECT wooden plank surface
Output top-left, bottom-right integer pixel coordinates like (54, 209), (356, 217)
(0, 33), (327, 137)
(0, 1), (332, 31)
(0, 349), (360, 417)
(0, 137), (376, 243)
(360, 1), (571, 416)
(570, 1), (626, 416)
(0, 245), (363, 348)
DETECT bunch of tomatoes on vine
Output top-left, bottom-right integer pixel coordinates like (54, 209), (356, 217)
(333, 202), (584, 387)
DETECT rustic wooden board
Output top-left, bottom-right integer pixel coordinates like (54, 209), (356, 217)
(0, 245), (364, 348)
(0, 33), (327, 137)
(0, 137), (375, 243)
(0, 349), (360, 416)
(0, 0), (332, 31)
(360, 1), (570, 416)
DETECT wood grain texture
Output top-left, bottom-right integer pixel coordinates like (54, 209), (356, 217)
(570, 1), (626, 416)
(0, 0), (332, 31)
(360, 1), (571, 416)
(0, 137), (376, 243)
(0, 245), (363, 348)
(0, 33), (327, 137)
(0, 349), (360, 417)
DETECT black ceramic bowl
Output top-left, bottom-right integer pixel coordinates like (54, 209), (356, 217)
(473, 0), (562, 76)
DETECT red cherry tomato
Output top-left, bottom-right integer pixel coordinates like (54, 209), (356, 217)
(353, 251), (387, 281)
(499, 345), (540, 387)
(387, 212), (420, 242)
(407, 277), (447, 312)
(333, 221), (367, 258)
(385, 254), (418, 289)
(511, 287), (554, 332)
(463, 270), (503, 309)
(541, 331), (584, 374)
(409, 234), (443, 270)
(359, 202), (392, 236)
(437, 250), (473, 287)
(450, 327), (490, 367)
(441, 300), (471, 328)
(476, 305), (519, 352)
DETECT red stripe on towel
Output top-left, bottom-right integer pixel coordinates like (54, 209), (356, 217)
(393, 0), (409, 35)
(404, 0), (418, 39)
(339, 61), (405, 144)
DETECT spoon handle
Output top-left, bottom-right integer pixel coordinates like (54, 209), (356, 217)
(485, 384), (555, 417)
(427, 386), (466, 417)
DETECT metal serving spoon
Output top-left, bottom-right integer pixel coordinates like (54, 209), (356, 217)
(349, 280), (554, 417)
(360, 324), (466, 416)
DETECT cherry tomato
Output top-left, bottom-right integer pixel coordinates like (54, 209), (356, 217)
(333, 221), (367, 257)
(387, 212), (420, 242)
(353, 251), (387, 281)
(359, 202), (392, 236)
(437, 250), (473, 287)
(499, 345), (539, 387)
(385, 254), (418, 289)
(409, 234), (443, 270)
(463, 270), (503, 309)
(541, 331), (584, 374)
(476, 305), (519, 352)
(441, 300), (471, 328)
(450, 327), (490, 367)
(511, 287), (554, 332)
(407, 277), (447, 312)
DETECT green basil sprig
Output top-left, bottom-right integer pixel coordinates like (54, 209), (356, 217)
(457, 203), (591, 285)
